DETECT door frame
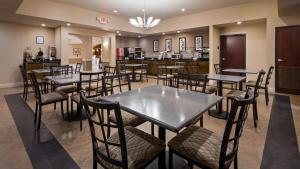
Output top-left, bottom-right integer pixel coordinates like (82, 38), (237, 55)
(275, 25), (300, 94)
(219, 34), (246, 71)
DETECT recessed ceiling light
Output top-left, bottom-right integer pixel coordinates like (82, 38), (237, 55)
(237, 21), (242, 25)
(118, 33), (122, 36)
(181, 8), (186, 12)
(66, 23), (71, 26)
(113, 10), (118, 13)
(41, 23), (46, 27)
(177, 30), (181, 33)
(162, 32), (166, 35)
(116, 30), (120, 34)
(138, 35), (141, 38)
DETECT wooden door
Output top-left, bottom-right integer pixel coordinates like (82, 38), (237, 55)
(276, 26), (300, 94)
(220, 34), (246, 75)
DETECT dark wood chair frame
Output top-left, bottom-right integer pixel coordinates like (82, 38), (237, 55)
(29, 72), (69, 130)
(102, 73), (155, 136)
(80, 92), (164, 169)
(71, 71), (106, 130)
(156, 63), (173, 86)
(169, 89), (254, 169)
(227, 70), (266, 128)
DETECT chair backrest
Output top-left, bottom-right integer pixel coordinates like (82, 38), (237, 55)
(28, 72), (42, 102)
(252, 70), (266, 98)
(75, 63), (82, 74)
(188, 74), (208, 93)
(65, 65), (74, 74)
(176, 72), (190, 89)
(104, 66), (116, 76)
(156, 63), (168, 76)
(175, 62), (186, 74)
(140, 61), (148, 73)
(80, 92), (128, 169)
(264, 66), (274, 87)
(50, 65), (69, 76)
(80, 71), (106, 98)
(214, 64), (221, 74)
(102, 74), (131, 96)
(219, 89), (254, 169)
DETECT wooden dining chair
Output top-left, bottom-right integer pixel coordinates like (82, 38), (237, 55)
(70, 71), (106, 130)
(75, 63), (82, 74)
(175, 72), (190, 89)
(102, 74), (155, 136)
(226, 70), (265, 127)
(80, 92), (165, 169)
(189, 74), (217, 95)
(54, 65), (78, 94)
(103, 66), (116, 76)
(156, 63), (174, 86)
(29, 72), (69, 130)
(168, 89), (254, 169)
(246, 66), (274, 105)
(135, 61), (148, 82)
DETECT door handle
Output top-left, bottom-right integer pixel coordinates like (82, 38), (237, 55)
(277, 58), (285, 62)
(222, 58), (226, 61)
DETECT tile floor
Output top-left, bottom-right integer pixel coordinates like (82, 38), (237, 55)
(0, 79), (299, 169)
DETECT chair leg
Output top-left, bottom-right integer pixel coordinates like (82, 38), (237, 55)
(79, 103), (83, 130)
(60, 101), (65, 119)
(54, 102), (56, 110)
(66, 100), (70, 121)
(265, 87), (269, 106)
(34, 102), (38, 124)
(169, 150), (173, 169)
(188, 161), (193, 169)
(93, 151), (97, 169)
(151, 122), (154, 136)
(234, 153), (238, 169)
(25, 85), (28, 101)
(200, 116), (203, 127)
(253, 101), (258, 128)
(37, 105), (42, 130)
(226, 98), (229, 118)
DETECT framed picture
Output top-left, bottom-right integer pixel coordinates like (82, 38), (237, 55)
(195, 36), (203, 51)
(165, 39), (172, 52)
(179, 37), (186, 52)
(73, 48), (81, 56)
(153, 40), (159, 52)
(36, 36), (44, 44)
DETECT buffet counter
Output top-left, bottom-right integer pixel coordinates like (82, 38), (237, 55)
(117, 58), (209, 75)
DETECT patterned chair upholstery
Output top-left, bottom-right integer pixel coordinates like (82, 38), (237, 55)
(168, 126), (233, 169)
(109, 111), (146, 127)
(98, 126), (165, 169)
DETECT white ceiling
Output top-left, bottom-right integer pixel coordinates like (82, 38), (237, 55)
(52, 0), (256, 19)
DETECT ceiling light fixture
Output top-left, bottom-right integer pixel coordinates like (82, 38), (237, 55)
(129, 0), (160, 29)
(162, 32), (166, 35)
(66, 23), (71, 26)
(177, 30), (181, 33)
(118, 33), (122, 36)
(237, 21), (242, 25)
(41, 23), (46, 27)
(116, 30), (120, 34)
(181, 8), (186, 12)
(113, 10), (118, 13)
(138, 35), (141, 38)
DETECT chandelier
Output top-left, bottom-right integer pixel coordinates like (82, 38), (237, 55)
(129, 0), (160, 29)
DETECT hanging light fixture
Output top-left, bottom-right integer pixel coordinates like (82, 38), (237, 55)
(129, 0), (160, 29)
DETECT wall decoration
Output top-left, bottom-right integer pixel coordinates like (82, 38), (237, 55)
(36, 36), (44, 44)
(179, 37), (186, 52)
(153, 40), (159, 52)
(195, 36), (203, 51)
(165, 39), (172, 52)
(73, 48), (81, 56)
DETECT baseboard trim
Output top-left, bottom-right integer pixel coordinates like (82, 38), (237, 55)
(0, 82), (23, 88)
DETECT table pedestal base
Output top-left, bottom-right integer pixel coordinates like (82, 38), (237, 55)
(146, 151), (188, 169)
(208, 110), (228, 120)
(62, 109), (88, 122)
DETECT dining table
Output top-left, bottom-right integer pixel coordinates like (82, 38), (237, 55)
(45, 71), (103, 120)
(207, 74), (246, 119)
(222, 68), (259, 75)
(124, 64), (145, 82)
(100, 85), (222, 168)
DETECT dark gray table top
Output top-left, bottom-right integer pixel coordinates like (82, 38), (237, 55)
(222, 69), (259, 74)
(101, 85), (222, 132)
(29, 69), (51, 74)
(207, 74), (246, 83)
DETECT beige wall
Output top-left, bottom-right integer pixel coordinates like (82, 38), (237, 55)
(116, 37), (140, 48)
(140, 30), (209, 55)
(0, 21), (54, 86)
(219, 21), (267, 81)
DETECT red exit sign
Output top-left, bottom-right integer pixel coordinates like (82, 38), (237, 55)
(96, 17), (109, 25)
